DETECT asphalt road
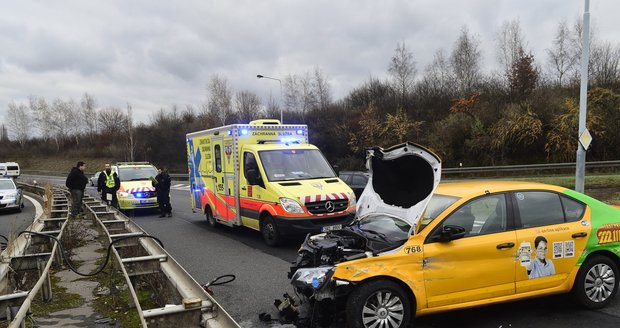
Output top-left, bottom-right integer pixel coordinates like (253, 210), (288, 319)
(0, 193), (39, 242)
(19, 175), (620, 327)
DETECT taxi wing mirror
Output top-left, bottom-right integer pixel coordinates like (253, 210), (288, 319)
(434, 225), (466, 242)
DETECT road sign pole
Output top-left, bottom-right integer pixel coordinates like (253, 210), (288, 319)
(575, 0), (590, 193)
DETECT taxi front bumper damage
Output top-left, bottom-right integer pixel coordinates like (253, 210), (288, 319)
(286, 231), (373, 325)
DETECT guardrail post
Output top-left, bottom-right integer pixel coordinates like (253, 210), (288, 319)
(37, 259), (52, 302)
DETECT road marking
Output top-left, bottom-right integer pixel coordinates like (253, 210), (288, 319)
(24, 194), (44, 219)
(171, 184), (190, 191)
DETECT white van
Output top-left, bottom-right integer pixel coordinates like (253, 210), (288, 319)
(0, 162), (20, 178)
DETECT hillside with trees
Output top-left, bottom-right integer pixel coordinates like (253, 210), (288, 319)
(2, 20), (620, 172)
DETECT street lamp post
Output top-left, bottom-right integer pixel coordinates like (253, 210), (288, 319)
(257, 74), (283, 123)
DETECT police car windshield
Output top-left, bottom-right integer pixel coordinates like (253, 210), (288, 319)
(118, 167), (158, 181)
(259, 149), (335, 182)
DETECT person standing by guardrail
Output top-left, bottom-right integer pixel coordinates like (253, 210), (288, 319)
(151, 167), (172, 217)
(97, 163), (120, 207)
(65, 161), (88, 219)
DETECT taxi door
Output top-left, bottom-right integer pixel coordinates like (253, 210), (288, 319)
(512, 191), (590, 294)
(423, 193), (517, 308)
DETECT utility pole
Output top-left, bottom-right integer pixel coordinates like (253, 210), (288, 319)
(575, 0), (591, 193)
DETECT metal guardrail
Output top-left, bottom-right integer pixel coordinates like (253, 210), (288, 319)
(20, 159), (620, 182)
(441, 160), (620, 174)
(2, 183), (70, 328)
(83, 197), (239, 327)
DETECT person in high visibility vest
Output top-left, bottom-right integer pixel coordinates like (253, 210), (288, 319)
(97, 163), (120, 207)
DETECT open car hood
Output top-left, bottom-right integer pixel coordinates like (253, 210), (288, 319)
(356, 142), (441, 232)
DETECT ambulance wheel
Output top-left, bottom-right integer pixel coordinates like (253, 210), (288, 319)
(261, 215), (281, 247)
(205, 206), (218, 228)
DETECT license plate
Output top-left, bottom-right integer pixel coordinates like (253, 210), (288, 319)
(322, 224), (342, 232)
(139, 199), (153, 204)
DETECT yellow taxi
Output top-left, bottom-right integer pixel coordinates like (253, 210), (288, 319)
(289, 142), (620, 328)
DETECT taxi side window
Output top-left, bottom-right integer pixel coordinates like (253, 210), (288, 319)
(215, 145), (222, 173)
(440, 194), (508, 237)
(514, 191), (564, 228)
(560, 195), (586, 222)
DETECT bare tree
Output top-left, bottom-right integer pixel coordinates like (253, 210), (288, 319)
(283, 72), (317, 118)
(6, 101), (31, 148)
(590, 41), (620, 87)
(418, 49), (455, 98)
(450, 26), (482, 94)
(207, 75), (233, 125)
(234, 90), (263, 123)
(388, 42), (417, 102)
(313, 68), (332, 110)
(546, 21), (577, 87)
(265, 93), (281, 120)
(126, 103), (135, 161)
(81, 93), (98, 141)
(29, 95), (53, 142)
(0, 124), (8, 142)
(98, 106), (127, 135)
(496, 19), (527, 84)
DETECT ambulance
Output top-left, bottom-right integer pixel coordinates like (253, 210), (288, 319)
(186, 119), (356, 246)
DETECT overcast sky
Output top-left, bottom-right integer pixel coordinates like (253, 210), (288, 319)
(1, 0), (618, 126)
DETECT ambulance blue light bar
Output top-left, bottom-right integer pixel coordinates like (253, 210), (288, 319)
(296, 129), (304, 135)
(227, 130), (232, 136)
(241, 129), (249, 136)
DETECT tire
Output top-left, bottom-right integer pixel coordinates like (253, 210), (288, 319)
(260, 215), (281, 247)
(205, 206), (218, 228)
(572, 255), (619, 309)
(347, 280), (412, 328)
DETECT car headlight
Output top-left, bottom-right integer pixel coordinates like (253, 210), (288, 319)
(349, 193), (356, 208)
(118, 192), (132, 198)
(280, 198), (304, 214)
(290, 266), (334, 289)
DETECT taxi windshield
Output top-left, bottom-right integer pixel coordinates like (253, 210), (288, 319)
(418, 194), (460, 232)
(258, 149), (335, 182)
(349, 214), (411, 243)
(118, 167), (158, 181)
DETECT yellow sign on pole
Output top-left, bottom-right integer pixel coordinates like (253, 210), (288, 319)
(579, 128), (593, 150)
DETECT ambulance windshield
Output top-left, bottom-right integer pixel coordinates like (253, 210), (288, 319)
(259, 149), (336, 182)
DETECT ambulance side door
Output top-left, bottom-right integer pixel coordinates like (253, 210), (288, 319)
(239, 151), (265, 230)
(212, 137), (228, 220)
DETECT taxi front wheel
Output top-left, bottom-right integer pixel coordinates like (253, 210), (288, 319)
(347, 280), (412, 328)
(572, 255), (619, 309)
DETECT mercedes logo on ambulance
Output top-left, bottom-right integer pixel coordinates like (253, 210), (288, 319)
(324, 201), (335, 213)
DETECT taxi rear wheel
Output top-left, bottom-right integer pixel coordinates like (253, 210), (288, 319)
(572, 255), (618, 309)
(347, 280), (412, 328)
(261, 215), (280, 247)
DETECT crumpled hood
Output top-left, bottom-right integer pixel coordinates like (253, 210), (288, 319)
(356, 142), (441, 231)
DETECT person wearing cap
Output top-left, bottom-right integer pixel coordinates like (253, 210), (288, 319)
(65, 161), (88, 219)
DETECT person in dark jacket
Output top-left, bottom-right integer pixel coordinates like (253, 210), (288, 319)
(65, 161), (88, 219)
(151, 167), (172, 217)
(97, 163), (120, 207)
